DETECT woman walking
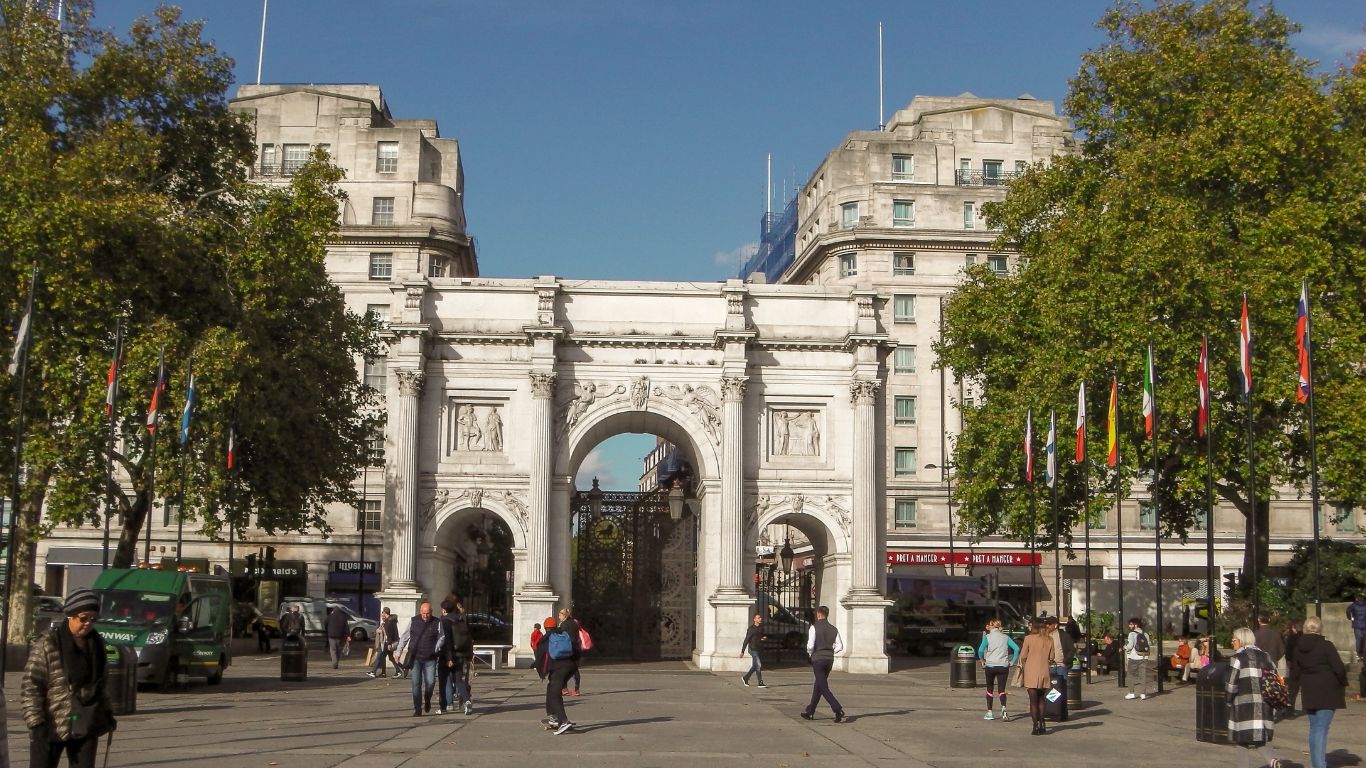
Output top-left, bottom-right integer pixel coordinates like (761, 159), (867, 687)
(533, 616), (581, 734)
(1226, 626), (1283, 768)
(557, 608), (583, 697)
(1014, 619), (1055, 735)
(1293, 616), (1346, 768)
(977, 619), (1019, 720)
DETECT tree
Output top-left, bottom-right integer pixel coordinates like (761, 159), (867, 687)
(0, 2), (380, 641)
(936, 0), (1364, 581)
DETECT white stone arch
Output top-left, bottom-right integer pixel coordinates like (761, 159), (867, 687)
(422, 495), (528, 552)
(419, 500), (525, 618)
(554, 389), (720, 480)
(752, 499), (850, 556)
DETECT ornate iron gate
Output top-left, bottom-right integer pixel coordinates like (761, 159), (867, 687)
(572, 488), (695, 660)
(756, 565), (816, 664)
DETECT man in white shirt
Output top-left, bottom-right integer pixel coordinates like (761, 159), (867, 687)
(799, 606), (846, 722)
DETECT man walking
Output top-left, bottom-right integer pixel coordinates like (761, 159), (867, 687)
(800, 606), (845, 722)
(740, 613), (767, 687)
(325, 606), (350, 670)
(1044, 615), (1074, 721)
(1350, 595), (1366, 661)
(367, 607), (394, 678)
(279, 603), (306, 639)
(22, 589), (117, 768)
(1123, 617), (1151, 700)
(1255, 615), (1287, 677)
(406, 602), (441, 716)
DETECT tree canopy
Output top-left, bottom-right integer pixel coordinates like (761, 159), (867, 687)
(936, 0), (1364, 578)
(0, 1), (380, 635)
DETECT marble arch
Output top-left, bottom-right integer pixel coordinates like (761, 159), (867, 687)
(373, 276), (892, 673)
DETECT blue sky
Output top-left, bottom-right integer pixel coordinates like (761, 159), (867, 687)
(94, 1), (1363, 489)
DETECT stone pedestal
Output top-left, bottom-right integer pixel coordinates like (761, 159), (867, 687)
(513, 590), (562, 668)
(373, 588), (427, 624)
(839, 593), (891, 673)
(698, 594), (754, 672)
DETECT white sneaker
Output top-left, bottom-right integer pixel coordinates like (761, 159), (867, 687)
(463, 700), (473, 715)
(436, 708), (445, 715)
(554, 721), (574, 735)
(1124, 693), (1137, 700)
(1139, 693), (1149, 700)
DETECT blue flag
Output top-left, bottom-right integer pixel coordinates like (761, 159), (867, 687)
(180, 371), (196, 445)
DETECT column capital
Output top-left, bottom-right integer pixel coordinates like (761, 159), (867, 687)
(529, 371), (558, 399)
(720, 376), (748, 403)
(850, 378), (881, 405)
(396, 368), (426, 398)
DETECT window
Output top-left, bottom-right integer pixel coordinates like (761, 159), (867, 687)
(368, 252), (392, 280)
(282, 143), (309, 173)
(1088, 509), (1107, 530)
(359, 499), (382, 531)
(1333, 503), (1357, 533)
(893, 252), (914, 276)
(363, 356), (387, 392)
(988, 255), (1008, 275)
(839, 253), (858, 277)
(895, 396), (917, 426)
(963, 202), (976, 229)
(365, 304), (390, 323)
(840, 202), (859, 228)
(958, 157), (971, 184)
(372, 197), (395, 226)
(894, 345), (916, 374)
(894, 499), (918, 529)
(893, 294), (915, 323)
(965, 254), (977, 267)
(367, 427), (385, 464)
(1139, 502), (1156, 530)
(376, 141), (399, 173)
(428, 257), (447, 278)
(1192, 507), (1207, 531)
(892, 200), (915, 228)
(162, 503), (178, 527)
(983, 160), (1003, 184)
(891, 154), (913, 181)
(259, 144), (277, 171)
(894, 448), (917, 477)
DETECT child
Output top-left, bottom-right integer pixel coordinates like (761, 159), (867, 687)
(530, 622), (543, 650)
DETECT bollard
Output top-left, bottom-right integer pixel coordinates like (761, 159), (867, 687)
(281, 633), (307, 682)
(104, 643), (138, 715)
(950, 645), (978, 689)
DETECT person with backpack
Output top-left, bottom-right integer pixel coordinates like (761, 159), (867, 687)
(1124, 616), (1151, 700)
(533, 615), (581, 734)
(438, 600), (476, 715)
(557, 608), (585, 696)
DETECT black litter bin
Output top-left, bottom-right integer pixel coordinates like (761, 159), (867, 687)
(1066, 663), (1083, 709)
(104, 643), (137, 716)
(1195, 662), (1232, 744)
(281, 633), (308, 682)
(950, 645), (977, 689)
(1044, 667), (1070, 721)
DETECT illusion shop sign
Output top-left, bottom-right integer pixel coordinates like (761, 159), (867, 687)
(886, 551), (1043, 566)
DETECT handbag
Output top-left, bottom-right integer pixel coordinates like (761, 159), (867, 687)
(1007, 664), (1023, 688)
(1261, 670), (1291, 710)
(578, 626), (593, 651)
(69, 700), (99, 739)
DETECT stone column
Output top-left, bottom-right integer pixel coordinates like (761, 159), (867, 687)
(849, 378), (881, 595)
(525, 371), (556, 591)
(390, 368), (425, 590)
(717, 375), (748, 594)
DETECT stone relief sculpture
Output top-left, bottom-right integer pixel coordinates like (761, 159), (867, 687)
(772, 409), (820, 456)
(457, 404), (482, 450)
(631, 376), (650, 410)
(501, 491), (529, 533)
(745, 495), (771, 534)
(421, 487), (527, 535)
(483, 409), (503, 451)
(653, 383), (722, 444)
(557, 381), (627, 437)
(449, 403), (505, 453)
(824, 496), (852, 538)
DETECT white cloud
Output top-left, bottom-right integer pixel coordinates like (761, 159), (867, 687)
(713, 242), (759, 270)
(575, 447), (618, 489)
(1294, 23), (1366, 62)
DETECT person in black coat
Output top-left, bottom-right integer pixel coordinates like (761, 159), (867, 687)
(533, 616), (581, 734)
(1293, 616), (1346, 768)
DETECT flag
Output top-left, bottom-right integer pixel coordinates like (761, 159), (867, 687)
(1197, 335), (1210, 438)
(1075, 381), (1086, 463)
(179, 370), (196, 445)
(1024, 409), (1034, 483)
(1239, 294), (1252, 398)
(1106, 378), (1118, 468)
(1142, 344), (1155, 439)
(6, 271), (34, 376)
(226, 424), (236, 469)
(1045, 410), (1057, 488)
(146, 349), (167, 433)
(105, 353), (121, 415)
(1296, 281), (1310, 404)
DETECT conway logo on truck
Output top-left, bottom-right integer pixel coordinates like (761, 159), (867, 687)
(100, 630), (141, 644)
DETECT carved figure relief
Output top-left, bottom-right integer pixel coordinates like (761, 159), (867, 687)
(824, 496), (852, 538)
(448, 402), (505, 453)
(653, 383), (722, 444)
(422, 487), (523, 535)
(483, 409), (503, 451)
(631, 376), (650, 410)
(457, 404), (482, 450)
(772, 409), (821, 456)
(557, 381), (627, 437)
(501, 491), (529, 533)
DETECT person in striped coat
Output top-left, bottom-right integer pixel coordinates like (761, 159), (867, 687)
(1226, 626), (1283, 768)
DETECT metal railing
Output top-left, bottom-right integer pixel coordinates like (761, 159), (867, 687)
(956, 169), (1021, 187)
(253, 159), (309, 177)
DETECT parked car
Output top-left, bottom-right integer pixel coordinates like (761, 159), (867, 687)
(325, 601), (378, 642)
(463, 612), (512, 644)
(33, 596), (64, 636)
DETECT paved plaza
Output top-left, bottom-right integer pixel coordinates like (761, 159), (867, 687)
(4, 649), (1363, 767)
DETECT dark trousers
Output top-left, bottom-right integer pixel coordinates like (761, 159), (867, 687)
(438, 660), (455, 709)
(546, 665), (576, 723)
(31, 732), (98, 768)
(256, 625), (271, 652)
(804, 657), (842, 716)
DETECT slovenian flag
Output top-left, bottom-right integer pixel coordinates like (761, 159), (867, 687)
(1106, 378), (1118, 468)
(1296, 281), (1310, 405)
(146, 348), (166, 433)
(1024, 408), (1034, 483)
(1197, 335), (1210, 438)
(1045, 409), (1056, 489)
(1142, 344), (1155, 439)
(179, 369), (196, 445)
(1075, 382), (1086, 463)
(1239, 294), (1252, 398)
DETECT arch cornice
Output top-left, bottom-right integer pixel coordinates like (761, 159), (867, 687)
(555, 390), (721, 479)
(748, 493), (851, 554)
(420, 487), (529, 551)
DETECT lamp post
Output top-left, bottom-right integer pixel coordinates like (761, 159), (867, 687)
(779, 533), (794, 575)
(667, 479), (685, 522)
(588, 477), (604, 517)
(925, 462), (954, 575)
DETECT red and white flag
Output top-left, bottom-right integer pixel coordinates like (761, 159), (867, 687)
(146, 348), (167, 433)
(1197, 335), (1210, 438)
(1024, 408), (1034, 483)
(1296, 281), (1311, 404)
(226, 425), (236, 469)
(1239, 294), (1252, 398)
(1075, 381), (1086, 463)
(105, 356), (119, 415)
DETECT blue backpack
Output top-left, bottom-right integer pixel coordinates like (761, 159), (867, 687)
(548, 630), (574, 660)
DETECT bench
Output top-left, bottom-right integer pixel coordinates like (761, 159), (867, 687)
(472, 644), (514, 671)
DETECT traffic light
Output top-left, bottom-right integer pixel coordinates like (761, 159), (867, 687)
(1223, 571), (1239, 597)
(244, 552), (257, 575)
(264, 546), (277, 574)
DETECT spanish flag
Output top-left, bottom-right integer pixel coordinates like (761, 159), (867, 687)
(1106, 378), (1118, 468)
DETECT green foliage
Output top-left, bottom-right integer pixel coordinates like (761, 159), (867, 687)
(0, 1), (380, 573)
(1276, 539), (1365, 613)
(937, 1), (1365, 575)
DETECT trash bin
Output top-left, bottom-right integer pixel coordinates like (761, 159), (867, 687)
(950, 645), (977, 689)
(1044, 666), (1070, 721)
(1195, 662), (1232, 744)
(104, 643), (137, 716)
(1066, 663), (1083, 709)
(281, 633), (307, 682)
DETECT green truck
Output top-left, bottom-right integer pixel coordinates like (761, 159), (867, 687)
(91, 569), (232, 687)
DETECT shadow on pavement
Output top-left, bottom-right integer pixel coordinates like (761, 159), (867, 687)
(1046, 721), (1103, 732)
(1327, 749), (1362, 766)
(1064, 707), (1112, 720)
(841, 709), (914, 721)
(129, 704), (232, 715)
(573, 716), (674, 732)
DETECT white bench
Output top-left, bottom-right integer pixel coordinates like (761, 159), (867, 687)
(472, 644), (514, 670)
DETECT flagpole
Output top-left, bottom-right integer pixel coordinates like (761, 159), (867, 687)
(1200, 335), (1216, 641)
(1301, 280), (1322, 618)
(2, 265), (38, 676)
(1110, 377), (1125, 689)
(227, 419), (236, 578)
(1049, 410), (1060, 617)
(175, 361), (194, 567)
(1241, 295), (1260, 620)
(1025, 409), (1037, 618)
(1149, 343), (1164, 694)
(1080, 382), (1092, 683)
(102, 319), (124, 568)
(145, 346), (164, 566)
(358, 458), (369, 615)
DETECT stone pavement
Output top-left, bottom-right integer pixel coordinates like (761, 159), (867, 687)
(3, 651), (1363, 767)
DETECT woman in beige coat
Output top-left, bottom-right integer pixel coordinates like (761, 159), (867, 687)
(1016, 619), (1057, 735)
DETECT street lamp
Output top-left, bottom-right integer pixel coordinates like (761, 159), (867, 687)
(779, 533), (795, 575)
(588, 477), (604, 517)
(667, 479), (685, 521)
(926, 462), (955, 575)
